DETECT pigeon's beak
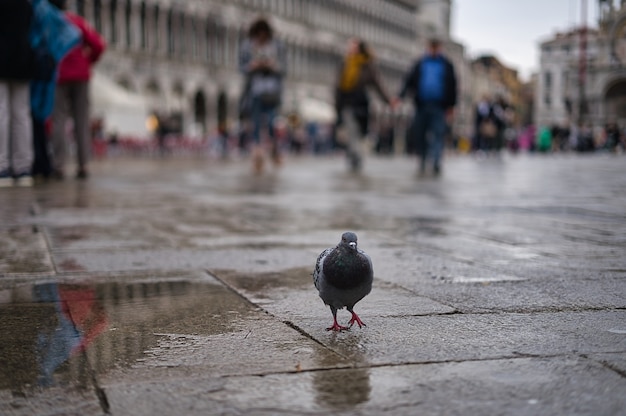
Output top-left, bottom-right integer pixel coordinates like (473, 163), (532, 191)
(349, 242), (357, 250)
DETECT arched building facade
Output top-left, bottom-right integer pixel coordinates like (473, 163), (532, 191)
(67, 0), (422, 138)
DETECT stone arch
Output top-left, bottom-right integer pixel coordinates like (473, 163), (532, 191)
(193, 90), (208, 134)
(217, 91), (228, 129)
(603, 76), (626, 122)
(145, 79), (161, 96)
(116, 76), (134, 91)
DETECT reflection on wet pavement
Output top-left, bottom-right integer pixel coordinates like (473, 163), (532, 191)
(313, 367), (371, 410)
(0, 277), (254, 391)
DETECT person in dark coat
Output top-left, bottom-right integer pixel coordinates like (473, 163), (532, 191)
(396, 38), (458, 175)
(0, 0), (35, 186)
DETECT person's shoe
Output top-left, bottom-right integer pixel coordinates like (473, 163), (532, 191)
(51, 169), (65, 181)
(348, 151), (362, 172)
(0, 170), (13, 187)
(252, 151), (264, 175)
(433, 163), (441, 176)
(76, 169), (89, 180)
(14, 172), (34, 187)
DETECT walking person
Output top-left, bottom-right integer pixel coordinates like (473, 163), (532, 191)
(0, 0), (35, 187)
(50, 0), (106, 180)
(396, 38), (458, 176)
(239, 17), (286, 174)
(335, 38), (393, 172)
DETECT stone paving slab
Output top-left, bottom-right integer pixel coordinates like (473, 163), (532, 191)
(292, 311), (626, 364)
(0, 388), (105, 416)
(214, 268), (457, 321)
(101, 356), (626, 416)
(0, 227), (53, 276)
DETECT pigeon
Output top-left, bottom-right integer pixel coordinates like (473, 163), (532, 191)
(313, 231), (373, 331)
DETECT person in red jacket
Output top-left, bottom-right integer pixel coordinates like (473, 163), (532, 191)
(49, 0), (105, 180)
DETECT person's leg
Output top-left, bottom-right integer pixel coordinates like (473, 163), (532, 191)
(414, 107), (428, 174)
(0, 82), (10, 179)
(51, 84), (70, 177)
(250, 97), (265, 174)
(266, 105), (281, 165)
(345, 107), (362, 172)
(430, 105), (447, 174)
(71, 82), (90, 177)
(32, 117), (50, 177)
(10, 81), (33, 181)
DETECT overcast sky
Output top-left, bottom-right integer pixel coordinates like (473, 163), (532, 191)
(450, 0), (600, 81)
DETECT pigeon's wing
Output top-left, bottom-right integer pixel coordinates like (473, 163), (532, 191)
(358, 248), (374, 280)
(313, 247), (333, 291)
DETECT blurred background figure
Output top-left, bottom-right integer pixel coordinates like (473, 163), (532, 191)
(334, 38), (392, 172)
(50, 0), (106, 181)
(397, 38), (458, 176)
(536, 126), (553, 153)
(239, 17), (286, 175)
(0, 0), (35, 187)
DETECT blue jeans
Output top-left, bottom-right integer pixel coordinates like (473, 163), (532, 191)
(251, 96), (278, 145)
(414, 103), (446, 169)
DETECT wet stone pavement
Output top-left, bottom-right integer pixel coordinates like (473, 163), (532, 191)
(1, 153), (625, 415)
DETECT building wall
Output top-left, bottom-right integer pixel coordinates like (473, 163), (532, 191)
(535, 1), (626, 129)
(69, 0), (421, 138)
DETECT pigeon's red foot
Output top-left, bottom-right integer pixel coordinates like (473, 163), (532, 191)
(348, 312), (366, 328)
(326, 322), (349, 331)
(326, 317), (349, 331)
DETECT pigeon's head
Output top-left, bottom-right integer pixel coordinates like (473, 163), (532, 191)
(340, 232), (358, 250)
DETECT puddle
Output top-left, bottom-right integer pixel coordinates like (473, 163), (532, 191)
(0, 278), (253, 391)
(313, 367), (371, 410)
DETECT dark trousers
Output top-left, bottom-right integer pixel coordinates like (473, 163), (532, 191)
(31, 117), (52, 177)
(51, 81), (90, 172)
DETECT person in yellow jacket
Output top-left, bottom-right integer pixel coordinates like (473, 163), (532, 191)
(334, 38), (393, 172)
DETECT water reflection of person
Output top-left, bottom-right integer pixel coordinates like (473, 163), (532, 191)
(313, 367), (371, 410)
(34, 283), (108, 387)
(312, 339), (371, 411)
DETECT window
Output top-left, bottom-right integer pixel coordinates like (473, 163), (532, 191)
(544, 71), (552, 89)
(140, 2), (147, 50)
(76, 0), (85, 16)
(110, 0), (118, 45)
(167, 9), (174, 56)
(153, 5), (160, 51)
(544, 95), (551, 107)
(125, 0), (132, 48)
(94, 0), (102, 33)
(178, 13), (186, 57)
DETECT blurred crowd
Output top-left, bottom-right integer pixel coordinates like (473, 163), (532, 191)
(2, 2), (621, 189)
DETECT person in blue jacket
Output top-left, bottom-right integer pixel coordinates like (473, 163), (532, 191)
(30, 0), (81, 180)
(397, 38), (457, 176)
